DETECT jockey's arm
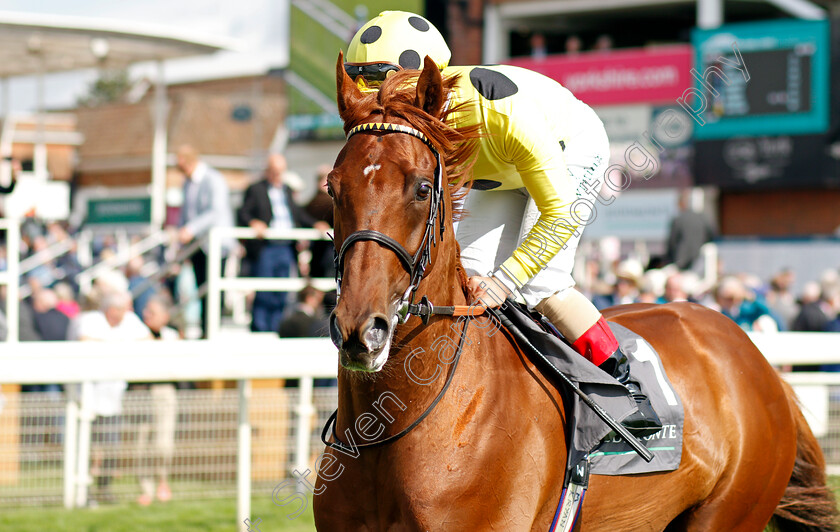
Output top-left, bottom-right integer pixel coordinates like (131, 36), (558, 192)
(491, 116), (580, 295)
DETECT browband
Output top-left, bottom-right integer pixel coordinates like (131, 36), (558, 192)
(347, 122), (437, 154)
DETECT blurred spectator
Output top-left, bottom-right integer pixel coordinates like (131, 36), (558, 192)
(0, 157), (19, 194)
(25, 236), (58, 288)
(530, 33), (547, 60)
(765, 269), (798, 330)
(176, 144), (235, 338)
(593, 34), (613, 52)
(142, 293), (180, 340)
(73, 288), (151, 504)
(54, 282), (80, 319)
(31, 288), (70, 342)
(237, 153), (328, 332)
(565, 35), (582, 55)
(22, 288), (68, 393)
(713, 276), (778, 332)
(637, 269), (666, 304)
(305, 164), (336, 281)
(127, 256), (155, 317)
(134, 293), (178, 506)
(665, 190), (716, 270)
(278, 285), (328, 338)
(0, 303), (6, 341)
(592, 259), (642, 310)
(791, 282), (838, 332)
(826, 293), (840, 333)
(658, 272), (691, 303)
(279, 286), (336, 389)
(18, 287), (42, 342)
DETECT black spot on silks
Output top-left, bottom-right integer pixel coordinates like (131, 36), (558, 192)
(399, 50), (421, 70)
(360, 26), (382, 44)
(408, 16), (430, 32)
(471, 179), (502, 191)
(469, 68), (519, 100)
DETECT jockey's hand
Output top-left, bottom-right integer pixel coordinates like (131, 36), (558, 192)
(468, 275), (512, 309)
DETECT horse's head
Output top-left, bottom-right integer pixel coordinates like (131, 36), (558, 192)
(328, 53), (473, 372)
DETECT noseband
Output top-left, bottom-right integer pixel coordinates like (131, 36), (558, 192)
(334, 122), (446, 323)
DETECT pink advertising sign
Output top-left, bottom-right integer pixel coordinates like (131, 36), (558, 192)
(506, 45), (694, 106)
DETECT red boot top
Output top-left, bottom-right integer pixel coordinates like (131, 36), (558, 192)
(571, 316), (618, 367)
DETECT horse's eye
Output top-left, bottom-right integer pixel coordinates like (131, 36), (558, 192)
(326, 185), (335, 198)
(415, 182), (432, 201)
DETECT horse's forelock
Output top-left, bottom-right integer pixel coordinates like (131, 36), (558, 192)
(340, 70), (481, 219)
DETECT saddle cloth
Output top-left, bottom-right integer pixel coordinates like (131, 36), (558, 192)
(498, 302), (684, 476)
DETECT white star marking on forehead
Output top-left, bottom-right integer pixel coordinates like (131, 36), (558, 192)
(363, 164), (381, 177)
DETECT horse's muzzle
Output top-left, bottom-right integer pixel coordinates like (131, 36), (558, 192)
(330, 312), (392, 372)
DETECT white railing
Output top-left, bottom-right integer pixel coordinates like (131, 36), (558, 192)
(206, 226), (333, 339)
(0, 338), (337, 532)
(1, 332), (840, 526)
(75, 229), (170, 295)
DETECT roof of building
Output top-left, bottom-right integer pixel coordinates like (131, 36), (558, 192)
(0, 10), (232, 77)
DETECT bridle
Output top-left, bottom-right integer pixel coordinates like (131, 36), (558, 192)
(323, 121), (482, 454)
(334, 121), (446, 324)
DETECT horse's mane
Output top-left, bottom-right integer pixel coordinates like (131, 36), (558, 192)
(341, 70), (482, 212)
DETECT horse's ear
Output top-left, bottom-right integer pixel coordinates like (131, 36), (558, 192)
(416, 55), (445, 118)
(336, 51), (363, 121)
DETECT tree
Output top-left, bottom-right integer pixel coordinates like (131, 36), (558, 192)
(77, 69), (132, 107)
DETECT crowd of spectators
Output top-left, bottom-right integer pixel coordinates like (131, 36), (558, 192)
(0, 147), (334, 346)
(1, 176), (840, 344)
(586, 258), (840, 336)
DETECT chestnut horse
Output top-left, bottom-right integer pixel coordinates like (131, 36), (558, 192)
(314, 55), (838, 531)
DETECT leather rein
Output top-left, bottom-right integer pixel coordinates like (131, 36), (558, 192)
(322, 121), (482, 453)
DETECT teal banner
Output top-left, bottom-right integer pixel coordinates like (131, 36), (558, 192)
(87, 197), (151, 225)
(691, 19), (830, 139)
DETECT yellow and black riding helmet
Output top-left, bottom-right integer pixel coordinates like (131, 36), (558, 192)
(345, 11), (451, 87)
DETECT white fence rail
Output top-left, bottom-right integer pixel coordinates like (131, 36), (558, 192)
(206, 226), (333, 339)
(0, 338), (336, 532)
(1, 333), (840, 529)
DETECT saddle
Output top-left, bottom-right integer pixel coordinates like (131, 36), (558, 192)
(494, 302), (685, 530)
(497, 301), (684, 471)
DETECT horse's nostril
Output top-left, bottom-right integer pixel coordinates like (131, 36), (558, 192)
(329, 313), (343, 349)
(363, 316), (390, 351)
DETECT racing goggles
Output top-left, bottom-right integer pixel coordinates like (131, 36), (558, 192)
(344, 62), (402, 85)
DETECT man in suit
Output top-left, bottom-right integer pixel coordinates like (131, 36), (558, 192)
(176, 144), (235, 338)
(665, 190), (716, 271)
(238, 154), (329, 332)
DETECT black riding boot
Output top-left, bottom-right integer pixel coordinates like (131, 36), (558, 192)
(600, 348), (663, 437)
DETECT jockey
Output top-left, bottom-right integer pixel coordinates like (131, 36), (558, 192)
(344, 11), (661, 437)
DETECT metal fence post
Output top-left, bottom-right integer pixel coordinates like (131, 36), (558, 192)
(207, 228), (222, 340)
(237, 379), (252, 532)
(63, 386), (80, 509)
(295, 377), (315, 474)
(75, 382), (93, 508)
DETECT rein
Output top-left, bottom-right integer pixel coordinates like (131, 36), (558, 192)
(322, 317), (471, 453)
(323, 121), (482, 453)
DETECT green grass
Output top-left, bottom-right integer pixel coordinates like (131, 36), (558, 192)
(3, 478), (839, 531)
(0, 496), (316, 532)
